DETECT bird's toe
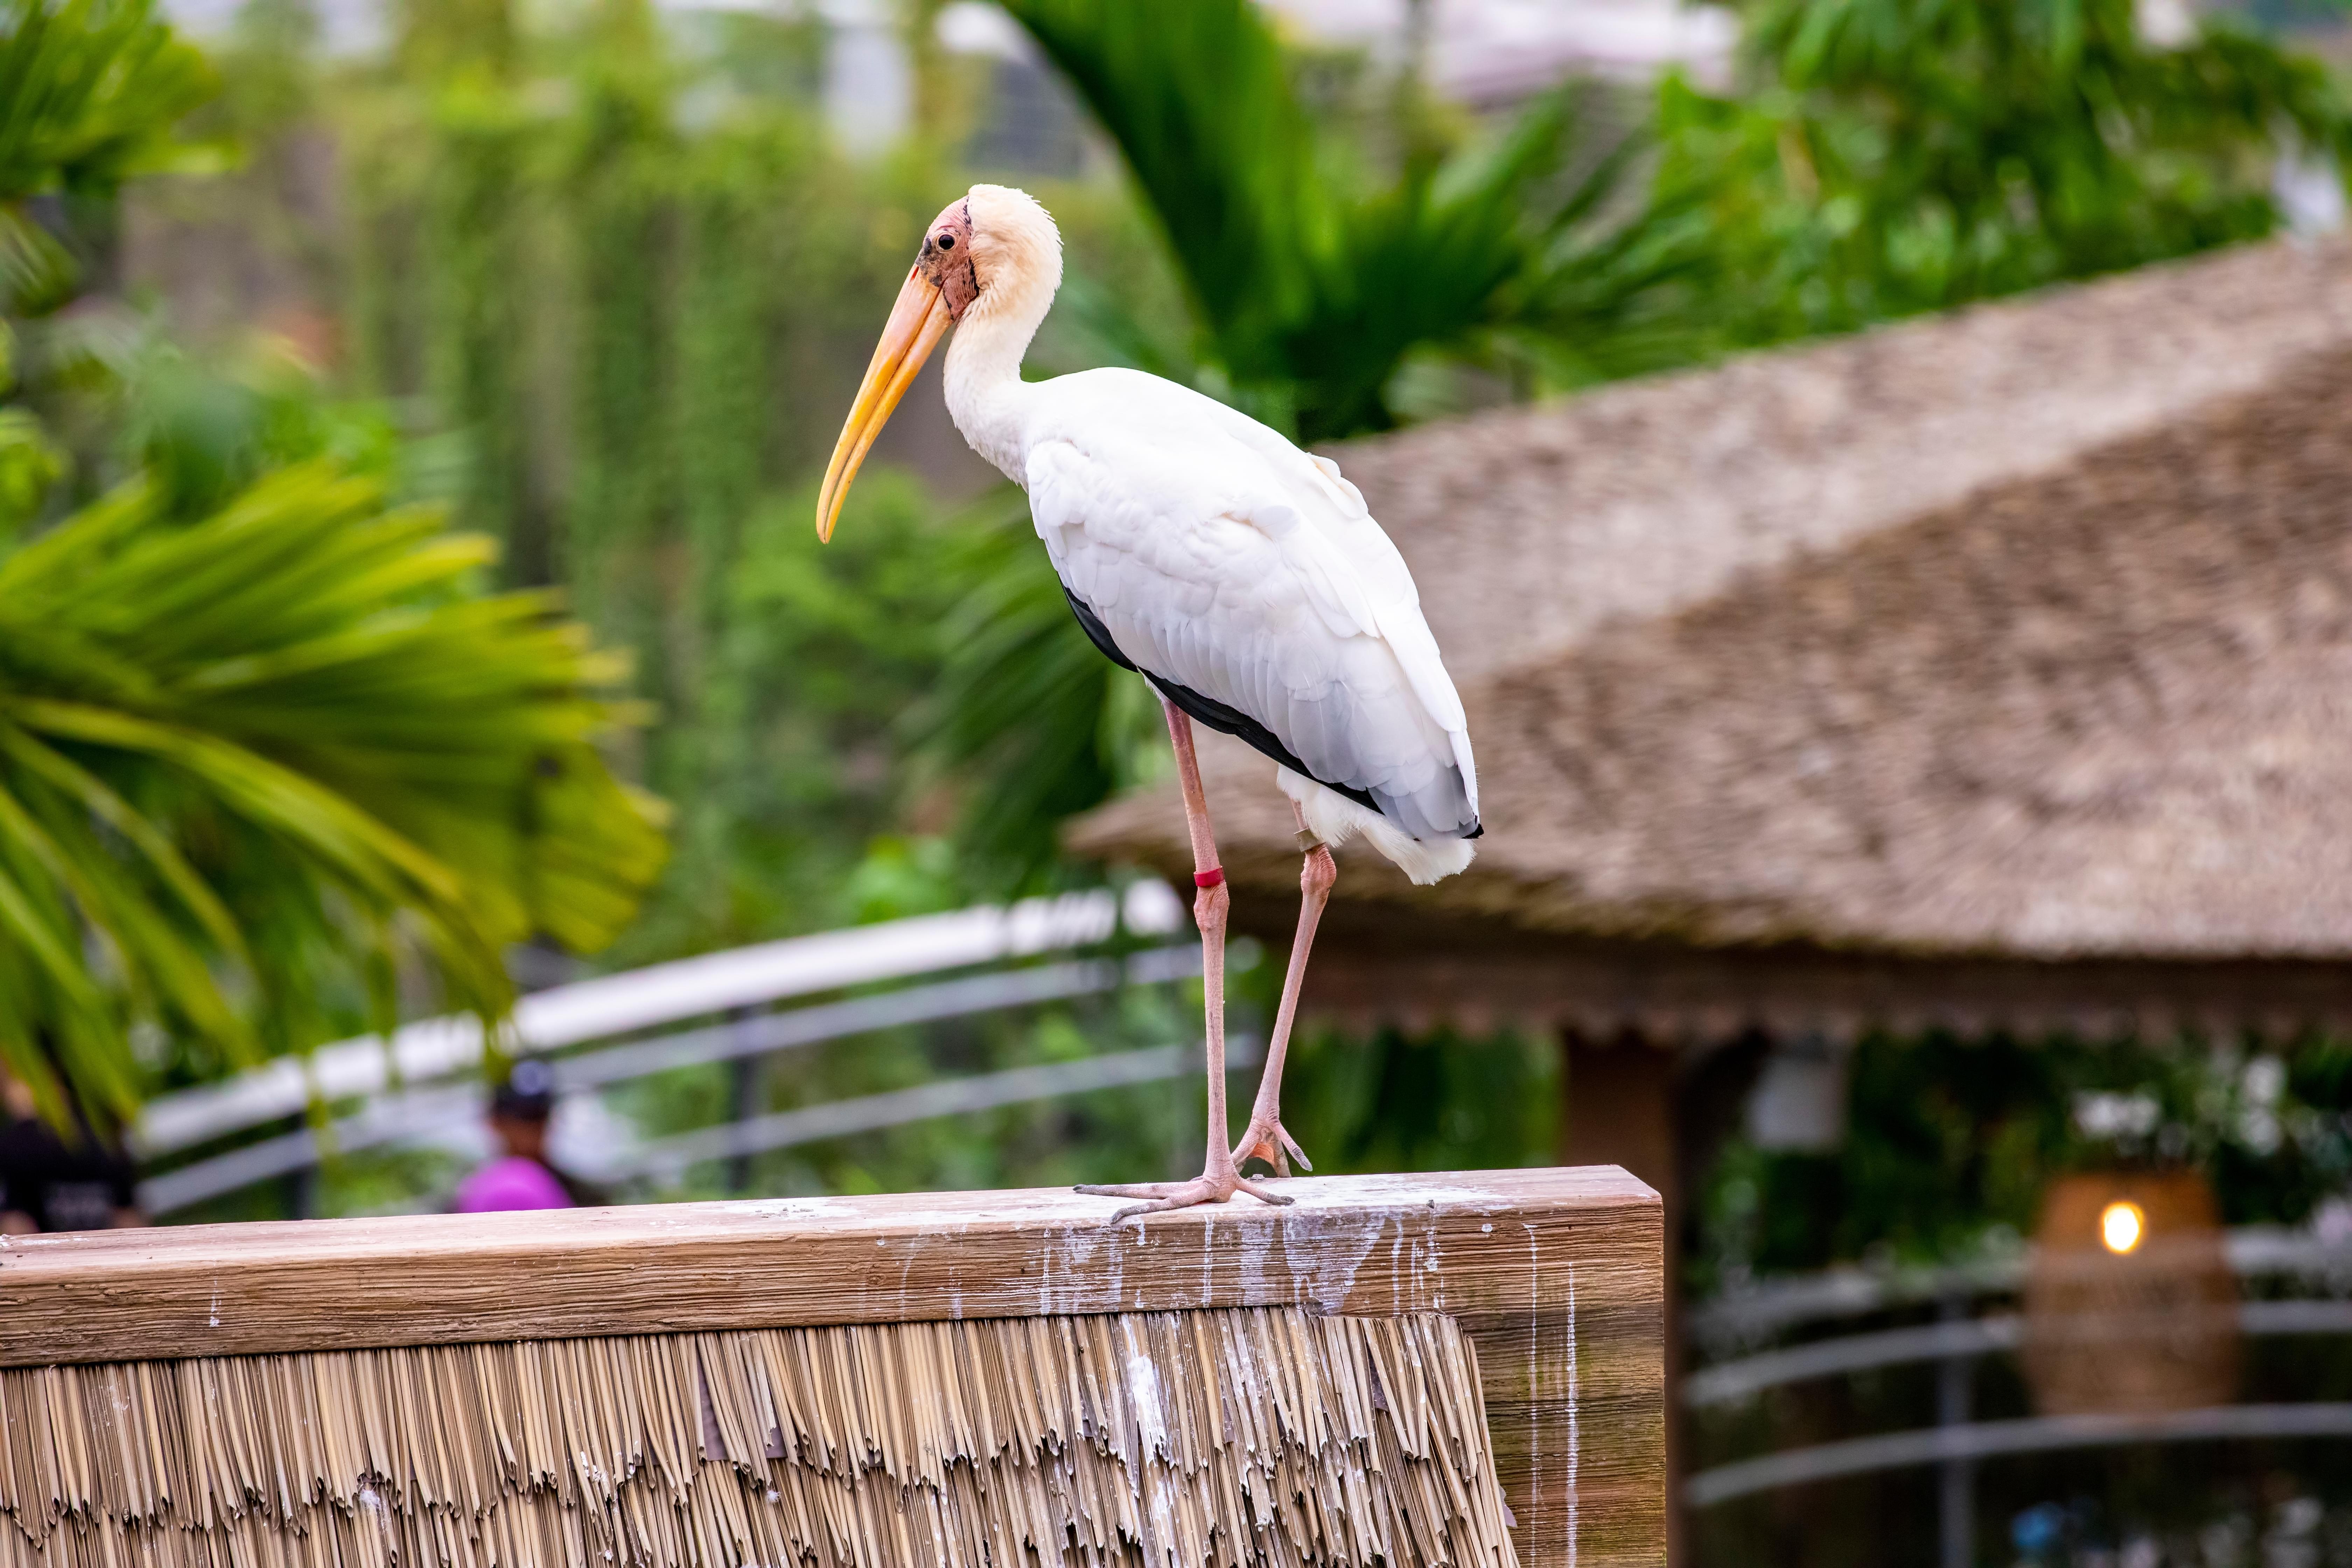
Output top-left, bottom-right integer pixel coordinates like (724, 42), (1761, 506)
(1077, 1169), (1290, 1224)
(1233, 1119), (1314, 1176)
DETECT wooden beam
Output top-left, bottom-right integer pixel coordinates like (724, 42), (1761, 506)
(1558, 1034), (1686, 1566)
(1265, 904), (2352, 1043)
(0, 1168), (1661, 1568)
(1560, 1033), (1679, 1202)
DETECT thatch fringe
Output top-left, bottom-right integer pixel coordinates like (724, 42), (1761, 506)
(0, 1308), (1516, 1568)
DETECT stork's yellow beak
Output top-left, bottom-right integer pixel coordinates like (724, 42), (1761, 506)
(816, 267), (953, 542)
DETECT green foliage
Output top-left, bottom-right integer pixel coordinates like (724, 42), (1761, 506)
(421, 77), (545, 579)
(0, 0), (212, 196)
(0, 0), (222, 524)
(0, 400), (62, 536)
(1275, 1025), (1561, 1176)
(1652, 0), (2352, 347)
(1005, 0), (2351, 427)
(561, 0), (678, 621)
(0, 0), (665, 1126)
(636, 470), (962, 955)
(908, 487), (1166, 891)
(997, 0), (1693, 441)
(0, 0), (216, 315)
(112, 334), (400, 514)
(326, 0), (1004, 949)
(396, 0), (514, 85)
(0, 462), (665, 1121)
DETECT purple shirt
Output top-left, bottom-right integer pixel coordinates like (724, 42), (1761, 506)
(454, 1156), (573, 1213)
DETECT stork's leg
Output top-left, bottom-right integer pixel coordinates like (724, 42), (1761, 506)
(1232, 803), (1331, 1176)
(1077, 699), (1292, 1225)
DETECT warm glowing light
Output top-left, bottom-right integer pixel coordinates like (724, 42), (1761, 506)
(2100, 1200), (2146, 1255)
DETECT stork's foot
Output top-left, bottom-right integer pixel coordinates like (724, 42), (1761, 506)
(1232, 1116), (1314, 1177)
(1076, 1171), (1294, 1226)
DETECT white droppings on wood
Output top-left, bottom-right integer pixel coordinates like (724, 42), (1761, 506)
(1567, 1260), (1581, 1568)
(1272, 1204), (1390, 1314)
(704, 1196), (855, 1220)
(1125, 1343), (1169, 1458)
(1524, 1220), (1544, 1549)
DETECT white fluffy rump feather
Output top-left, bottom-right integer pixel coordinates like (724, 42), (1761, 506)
(1278, 767), (1475, 886)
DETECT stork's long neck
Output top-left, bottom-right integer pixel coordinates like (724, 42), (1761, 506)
(943, 261), (1055, 485)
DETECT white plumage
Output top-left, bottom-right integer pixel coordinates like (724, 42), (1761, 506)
(1018, 369), (1479, 882)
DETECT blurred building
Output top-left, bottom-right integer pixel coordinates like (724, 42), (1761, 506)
(1071, 233), (2352, 1214)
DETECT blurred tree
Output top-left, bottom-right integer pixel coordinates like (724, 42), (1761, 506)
(0, 0), (666, 1125)
(1277, 1024), (1560, 1178)
(0, 0), (212, 519)
(639, 469), (964, 957)
(905, 486), (1168, 890)
(323, 0), (982, 953)
(1651, 0), (2352, 348)
(998, 0), (1701, 442)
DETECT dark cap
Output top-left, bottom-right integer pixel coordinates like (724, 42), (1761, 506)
(491, 1058), (558, 1120)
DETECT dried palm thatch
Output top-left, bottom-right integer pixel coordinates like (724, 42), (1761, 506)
(1070, 236), (2352, 1036)
(0, 1308), (1513, 1568)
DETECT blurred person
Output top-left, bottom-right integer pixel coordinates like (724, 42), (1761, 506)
(0, 1062), (145, 1234)
(453, 1060), (606, 1212)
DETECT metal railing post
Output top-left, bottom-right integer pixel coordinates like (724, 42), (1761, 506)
(1938, 1295), (1974, 1568)
(726, 1007), (760, 1195)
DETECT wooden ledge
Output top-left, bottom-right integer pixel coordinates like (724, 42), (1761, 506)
(0, 1166), (1662, 1567)
(0, 1166), (1653, 1365)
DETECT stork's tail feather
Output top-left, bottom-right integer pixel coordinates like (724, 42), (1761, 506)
(1277, 768), (1476, 886)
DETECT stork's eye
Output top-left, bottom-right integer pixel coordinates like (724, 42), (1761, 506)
(937, 233), (956, 249)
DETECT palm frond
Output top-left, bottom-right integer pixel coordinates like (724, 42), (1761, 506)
(999, 0), (1322, 368)
(999, 0), (1671, 441)
(0, 0), (215, 203)
(908, 487), (1161, 892)
(0, 463), (665, 1118)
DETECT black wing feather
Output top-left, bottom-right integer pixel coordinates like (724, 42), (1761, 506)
(1061, 586), (1387, 818)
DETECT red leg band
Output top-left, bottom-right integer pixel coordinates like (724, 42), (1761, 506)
(1194, 867), (1225, 889)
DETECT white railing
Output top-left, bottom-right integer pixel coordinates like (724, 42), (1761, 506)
(1684, 1233), (2352, 1562)
(136, 881), (1196, 1215)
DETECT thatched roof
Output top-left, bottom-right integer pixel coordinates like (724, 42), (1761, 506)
(1071, 236), (2352, 1033)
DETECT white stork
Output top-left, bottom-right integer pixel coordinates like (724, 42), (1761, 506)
(817, 184), (1480, 1220)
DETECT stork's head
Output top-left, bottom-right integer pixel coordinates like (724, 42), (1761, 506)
(815, 184), (1063, 541)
